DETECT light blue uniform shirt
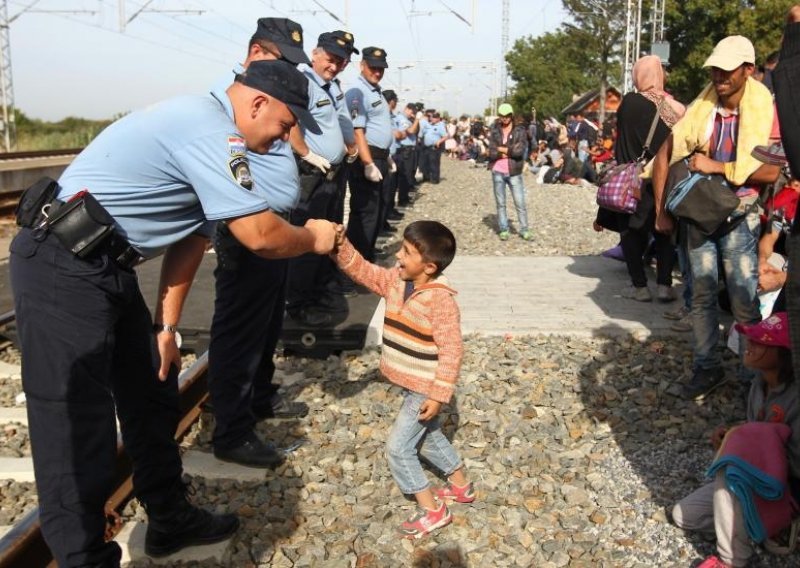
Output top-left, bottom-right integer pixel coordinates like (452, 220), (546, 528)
(422, 121), (447, 147)
(394, 112), (416, 147)
(331, 78), (355, 146)
(210, 68), (299, 213)
(301, 68), (346, 165)
(345, 75), (393, 150)
(389, 112), (399, 154)
(58, 94), (271, 259)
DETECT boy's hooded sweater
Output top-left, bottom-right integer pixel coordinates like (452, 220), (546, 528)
(336, 239), (463, 403)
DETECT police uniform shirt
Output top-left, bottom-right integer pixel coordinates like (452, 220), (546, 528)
(210, 67), (300, 214)
(331, 78), (355, 146)
(301, 67), (346, 164)
(389, 112), (399, 155)
(394, 112), (416, 147)
(58, 94), (271, 259)
(345, 75), (393, 150)
(422, 121), (447, 147)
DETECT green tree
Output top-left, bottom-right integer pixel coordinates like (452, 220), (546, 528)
(505, 29), (595, 120)
(561, 0), (628, 123)
(665, 0), (792, 103)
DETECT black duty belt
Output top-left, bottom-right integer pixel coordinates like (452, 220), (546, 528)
(296, 156), (343, 180)
(101, 232), (144, 269)
(397, 146), (415, 154)
(368, 145), (390, 160)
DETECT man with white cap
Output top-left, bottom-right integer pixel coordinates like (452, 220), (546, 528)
(652, 35), (780, 401)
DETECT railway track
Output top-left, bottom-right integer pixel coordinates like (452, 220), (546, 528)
(0, 310), (211, 567)
(0, 149), (83, 218)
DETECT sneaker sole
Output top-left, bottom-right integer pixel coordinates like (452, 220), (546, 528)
(145, 518), (240, 557)
(401, 513), (453, 539)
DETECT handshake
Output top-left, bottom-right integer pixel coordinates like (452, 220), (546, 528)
(304, 219), (347, 255)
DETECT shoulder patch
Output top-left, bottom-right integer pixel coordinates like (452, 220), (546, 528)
(336, 93), (344, 101)
(228, 156), (253, 190)
(316, 98), (332, 108)
(227, 135), (246, 156)
(371, 100), (382, 108)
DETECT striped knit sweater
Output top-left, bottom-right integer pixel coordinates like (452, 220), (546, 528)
(335, 239), (463, 403)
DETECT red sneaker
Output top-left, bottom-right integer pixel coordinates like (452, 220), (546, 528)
(697, 556), (731, 568)
(435, 481), (476, 503)
(398, 502), (452, 539)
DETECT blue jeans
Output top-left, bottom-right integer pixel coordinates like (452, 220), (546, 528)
(386, 389), (463, 494)
(688, 213), (761, 370)
(492, 172), (528, 232)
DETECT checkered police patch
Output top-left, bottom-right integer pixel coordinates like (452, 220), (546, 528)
(229, 156), (254, 190)
(227, 135), (246, 156)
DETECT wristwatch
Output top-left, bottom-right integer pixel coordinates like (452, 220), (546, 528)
(153, 323), (182, 349)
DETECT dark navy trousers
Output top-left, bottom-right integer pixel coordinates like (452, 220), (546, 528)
(10, 228), (183, 567)
(346, 157), (389, 262)
(208, 225), (285, 450)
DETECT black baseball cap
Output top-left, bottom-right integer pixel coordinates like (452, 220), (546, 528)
(251, 17), (310, 66)
(317, 32), (350, 60)
(236, 60), (321, 134)
(382, 89), (398, 102)
(331, 30), (359, 55)
(362, 46), (388, 68)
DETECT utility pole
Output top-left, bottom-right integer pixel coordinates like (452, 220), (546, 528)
(622, 0), (643, 93)
(0, 0), (14, 152)
(500, 0), (509, 100)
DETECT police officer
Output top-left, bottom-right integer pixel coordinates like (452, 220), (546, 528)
(285, 31), (359, 327)
(345, 46), (393, 261)
(393, 102), (421, 206)
(381, 89), (402, 233)
(207, 18), (314, 470)
(9, 60), (335, 566)
(417, 108), (434, 181)
(421, 111), (448, 183)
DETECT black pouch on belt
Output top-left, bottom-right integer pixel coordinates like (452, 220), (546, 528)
(46, 191), (115, 258)
(15, 177), (59, 228)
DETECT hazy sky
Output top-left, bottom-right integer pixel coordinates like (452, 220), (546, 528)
(9, 0), (566, 121)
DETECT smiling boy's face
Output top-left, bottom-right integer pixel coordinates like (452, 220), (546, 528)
(395, 239), (437, 285)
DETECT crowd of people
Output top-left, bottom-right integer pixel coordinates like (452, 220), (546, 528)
(8, 6), (800, 568)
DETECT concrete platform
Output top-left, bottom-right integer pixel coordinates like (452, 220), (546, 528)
(0, 457), (34, 482)
(181, 450), (271, 483)
(0, 408), (27, 425)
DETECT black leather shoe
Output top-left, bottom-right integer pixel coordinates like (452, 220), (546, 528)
(255, 394), (309, 419)
(213, 434), (286, 469)
(145, 500), (239, 557)
(381, 223), (397, 233)
(387, 210), (404, 221)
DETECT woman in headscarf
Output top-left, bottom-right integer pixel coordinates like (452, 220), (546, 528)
(594, 55), (686, 305)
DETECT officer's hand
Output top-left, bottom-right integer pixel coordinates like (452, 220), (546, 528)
(302, 150), (332, 174)
(364, 162), (383, 183)
(156, 331), (181, 382)
(415, 111), (424, 121)
(346, 147), (359, 163)
(388, 156), (398, 174)
(305, 219), (337, 254)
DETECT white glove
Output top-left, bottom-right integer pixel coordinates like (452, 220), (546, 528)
(388, 156), (397, 173)
(364, 162), (383, 183)
(302, 150), (331, 174)
(415, 111), (424, 120)
(345, 147), (359, 163)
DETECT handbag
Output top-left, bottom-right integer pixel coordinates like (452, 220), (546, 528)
(596, 100), (663, 214)
(666, 168), (741, 235)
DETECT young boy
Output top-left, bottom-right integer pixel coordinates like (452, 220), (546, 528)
(333, 220), (473, 539)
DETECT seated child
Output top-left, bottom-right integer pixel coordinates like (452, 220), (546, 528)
(332, 220), (473, 539)
(671, 312), (800, 568)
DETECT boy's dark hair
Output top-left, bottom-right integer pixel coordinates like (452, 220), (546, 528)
(403, 220), (456, 275)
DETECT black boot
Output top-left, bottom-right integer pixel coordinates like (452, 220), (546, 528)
(144, 490), (240, 558)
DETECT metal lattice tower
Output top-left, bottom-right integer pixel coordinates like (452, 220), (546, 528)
(0, 0), (15, 151)
(621, 0), (643, 94)
(500, 0), (509, 99)
(651, 0), (665, 43)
